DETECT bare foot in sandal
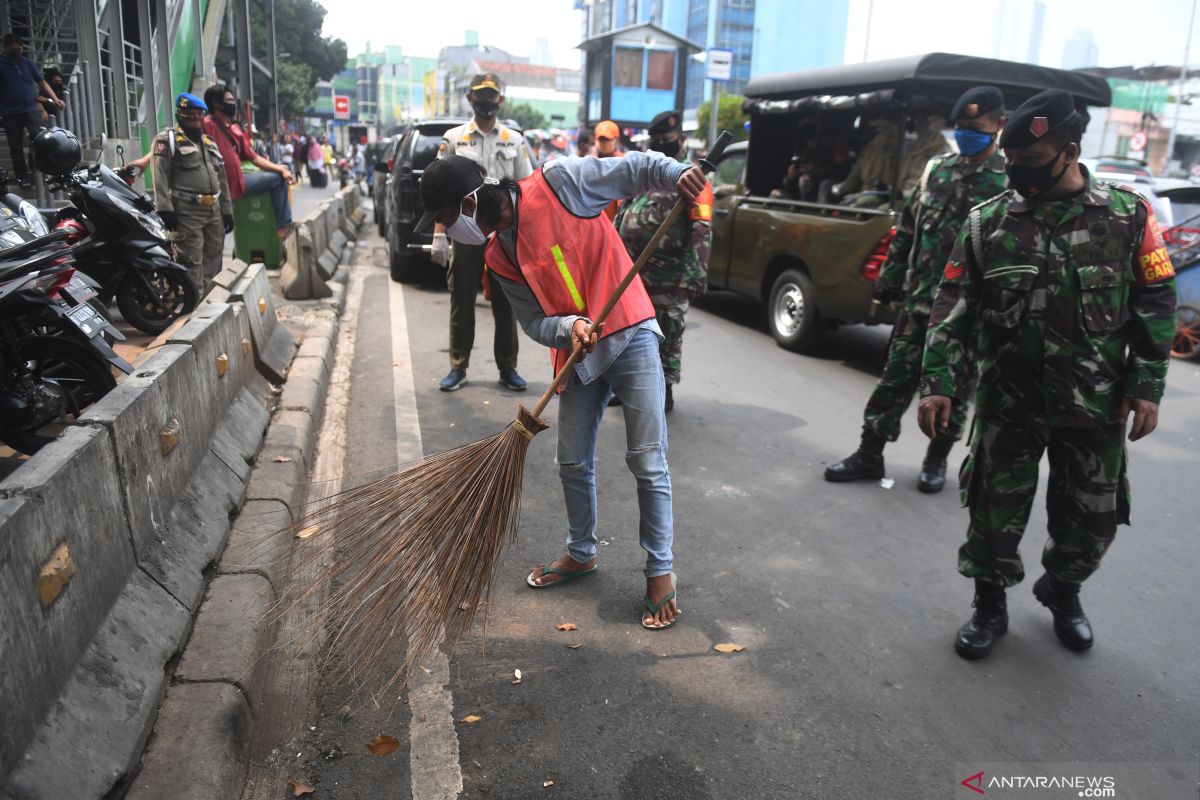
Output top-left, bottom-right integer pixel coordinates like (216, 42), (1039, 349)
(527, 555), (597, 588)
(642, 573), (679, 629)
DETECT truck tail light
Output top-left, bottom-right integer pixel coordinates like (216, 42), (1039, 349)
(859, 227), (896, 282)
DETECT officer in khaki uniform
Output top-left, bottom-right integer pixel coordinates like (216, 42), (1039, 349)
(432, 72), (533, 392)
(151, 92), (232, 290)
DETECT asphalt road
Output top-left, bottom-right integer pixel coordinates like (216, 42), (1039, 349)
(277, 220), (1200, 800)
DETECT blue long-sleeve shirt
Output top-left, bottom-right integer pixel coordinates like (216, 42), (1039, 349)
(492, 151), (690, 384)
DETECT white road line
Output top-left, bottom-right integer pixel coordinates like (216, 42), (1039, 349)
(390, 278), (464, 800)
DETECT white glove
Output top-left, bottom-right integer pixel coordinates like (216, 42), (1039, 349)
(431, 233), (450, 267)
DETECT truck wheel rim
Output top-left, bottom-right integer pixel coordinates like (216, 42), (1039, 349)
(774, 282), (804, 336)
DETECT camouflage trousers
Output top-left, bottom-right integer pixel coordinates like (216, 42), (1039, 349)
(863, 310), (969, 442)
(646, 286), (690, 385)
(957, 417), (1130, 587)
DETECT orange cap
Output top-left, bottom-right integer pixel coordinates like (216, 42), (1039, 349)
(595, 120), (619, 140)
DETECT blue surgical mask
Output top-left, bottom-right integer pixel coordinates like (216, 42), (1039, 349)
(955, 128), (996, 157)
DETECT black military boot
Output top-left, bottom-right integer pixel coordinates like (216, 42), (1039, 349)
(955, 581), (1008, 660)
(1032, 573), (1093, 651)
(824, 428), (885, 482)
(917, 436), (955, 494)
(664, 384), (674, 414)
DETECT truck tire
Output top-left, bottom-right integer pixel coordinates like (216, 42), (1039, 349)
(767, 268), (820, 352)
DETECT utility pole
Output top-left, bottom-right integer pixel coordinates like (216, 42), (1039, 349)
(1165, 0), (1198, 176)
(863, 0), (874, 63)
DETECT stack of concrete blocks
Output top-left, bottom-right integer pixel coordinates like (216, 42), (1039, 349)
(0, 266), (297, 800)
(280, 185), (362, 301)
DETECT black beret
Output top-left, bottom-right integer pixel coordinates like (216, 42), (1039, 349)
(999, 89), (1080, 150)
(950, 86), (1005, 122)
(648, 110), (682, 135)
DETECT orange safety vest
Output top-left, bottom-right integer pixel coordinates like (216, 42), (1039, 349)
(485, 167), (656, 378)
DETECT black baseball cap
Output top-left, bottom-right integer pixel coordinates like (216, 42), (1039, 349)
(415, 155), (486, 233)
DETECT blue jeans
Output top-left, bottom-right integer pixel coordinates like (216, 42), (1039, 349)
(242, 170), (292, 227)
(556, 328), (673, 577)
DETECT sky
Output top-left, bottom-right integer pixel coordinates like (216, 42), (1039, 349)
(316, 0), (1200, 73)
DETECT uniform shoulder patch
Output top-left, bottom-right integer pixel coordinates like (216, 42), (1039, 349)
(153, 140), (168, 155)
(688, 183), (714, 221)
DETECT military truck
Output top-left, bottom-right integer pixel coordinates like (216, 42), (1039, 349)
(706, 53), (1112, 352)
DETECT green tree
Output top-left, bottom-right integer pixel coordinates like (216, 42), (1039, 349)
(505, 102), (547, 131)
(696, 93), (749, 145)
(248, 0), (347, 126)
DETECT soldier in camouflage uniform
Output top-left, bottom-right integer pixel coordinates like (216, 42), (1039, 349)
(826, 87), (1008, 492)
(917, 91), (1177, 660)
(615, 110), (712, 413)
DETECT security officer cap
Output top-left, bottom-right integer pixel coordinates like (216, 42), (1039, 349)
(415, 155), (486, 233)
(950, 86), (1004, 122)
(176, 92), (208, 112)
(470, 72), (504, 93)
(648, 110), (682, 136)
(999, 90), (1079, 150)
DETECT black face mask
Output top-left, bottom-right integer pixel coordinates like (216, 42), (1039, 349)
(649, 138), (681, 158)
(222, 101), (238, 119)
(472, 100), (500, 118)
(1006, 144), (1070, 199)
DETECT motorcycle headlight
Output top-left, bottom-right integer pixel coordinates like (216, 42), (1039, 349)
(131, 209), (167, 239)
(19, 200), (49, 236)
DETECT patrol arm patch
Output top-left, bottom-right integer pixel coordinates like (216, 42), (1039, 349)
(1135, 199), (1175, 285)
(688, 184), (714, 222)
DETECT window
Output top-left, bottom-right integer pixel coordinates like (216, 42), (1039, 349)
(646, 51), (675, 91)
(714, 149), (746, 187)
(614, 48), (643, 88)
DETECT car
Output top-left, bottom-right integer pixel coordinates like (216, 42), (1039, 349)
(384, 119), (467, 283)
(370, 135), (401, 236)
(1080, 158), (1172, 226)
(710, 53), (1112, 352)
(384, 118), (524, 284)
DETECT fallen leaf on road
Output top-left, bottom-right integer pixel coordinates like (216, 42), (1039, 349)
(272, 455), (293, 463)
(566, 644), (582, 650)
(512, 669), (522, 685)
(287, 778), (316, 796)
(544, 780), (555, 788)
(555, 623), (577, 631)
(366, 735), (399, 756)
(295, 525), (319, 540)
(459, 714), (482, 724)
(714, 643), (745, 654)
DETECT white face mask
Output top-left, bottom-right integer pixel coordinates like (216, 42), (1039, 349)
(445, 179), (498, 245)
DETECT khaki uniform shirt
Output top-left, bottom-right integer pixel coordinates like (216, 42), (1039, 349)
(439, 119), (532, 181)
(150, 127), (233, 216)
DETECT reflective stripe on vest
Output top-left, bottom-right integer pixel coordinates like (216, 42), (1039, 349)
(549, 244), (586, 312)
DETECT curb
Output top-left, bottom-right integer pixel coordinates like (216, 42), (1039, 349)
(123, 219), (357, 800)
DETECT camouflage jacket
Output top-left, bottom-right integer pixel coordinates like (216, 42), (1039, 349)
(615, 162), (713, 297)
(921, 174), (1177, 427)
(879, 150), (1008, 316)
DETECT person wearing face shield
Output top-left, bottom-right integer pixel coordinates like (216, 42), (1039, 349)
(918, 90), (1177, 661)
(414, 149), (707, 629)
(826, 87), (1008, 493)
(150, 93), (233, 290)
(433, 72), (534, 392)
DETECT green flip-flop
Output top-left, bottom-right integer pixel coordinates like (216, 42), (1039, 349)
(641, 572), (678, 630)
(526, 562), (598, 589)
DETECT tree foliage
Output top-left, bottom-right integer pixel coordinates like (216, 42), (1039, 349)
(696, 94), (750, 145)
(505, 102), (547, 131)
(248, 0), (347, 127)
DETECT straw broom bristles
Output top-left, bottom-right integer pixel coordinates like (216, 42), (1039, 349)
(275, 404), (549, 697)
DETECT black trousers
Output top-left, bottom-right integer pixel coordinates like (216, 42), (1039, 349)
(2, 112), (43, 180)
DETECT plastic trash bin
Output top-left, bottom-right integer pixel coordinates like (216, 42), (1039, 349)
(232, 162), (290, 267)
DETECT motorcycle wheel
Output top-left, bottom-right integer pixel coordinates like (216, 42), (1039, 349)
(116, 267), (199, 334)
(0, 335), (117, 455)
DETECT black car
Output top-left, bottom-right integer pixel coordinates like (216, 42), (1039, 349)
(385, 119), (467, 283)
(370, 135), (401, 236)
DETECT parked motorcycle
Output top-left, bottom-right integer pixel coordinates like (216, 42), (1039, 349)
(0, 226), (132, 454)
(21, 128), (199, 334)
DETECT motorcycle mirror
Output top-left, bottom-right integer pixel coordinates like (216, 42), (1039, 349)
(115, 143), (125, 166)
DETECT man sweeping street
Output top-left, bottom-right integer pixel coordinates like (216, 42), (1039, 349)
(825, 86), (1008, 491)
(919, 90), (1177, 659)
(415, 151), (707, 630)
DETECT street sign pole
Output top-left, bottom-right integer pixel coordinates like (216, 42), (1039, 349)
(705, 48), (733, 153)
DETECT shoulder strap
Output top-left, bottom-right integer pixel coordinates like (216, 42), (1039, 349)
(968, 207), (985, 270)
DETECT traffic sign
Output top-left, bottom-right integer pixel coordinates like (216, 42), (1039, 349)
(334, 95), (350, 120)
(1129, 130), (1147, 152)
(705, 48), (733, 82)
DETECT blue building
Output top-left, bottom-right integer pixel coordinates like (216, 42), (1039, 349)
(578, 0), (850, 129)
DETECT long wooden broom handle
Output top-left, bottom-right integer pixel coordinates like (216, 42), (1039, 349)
(532, 131), (734, 418)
